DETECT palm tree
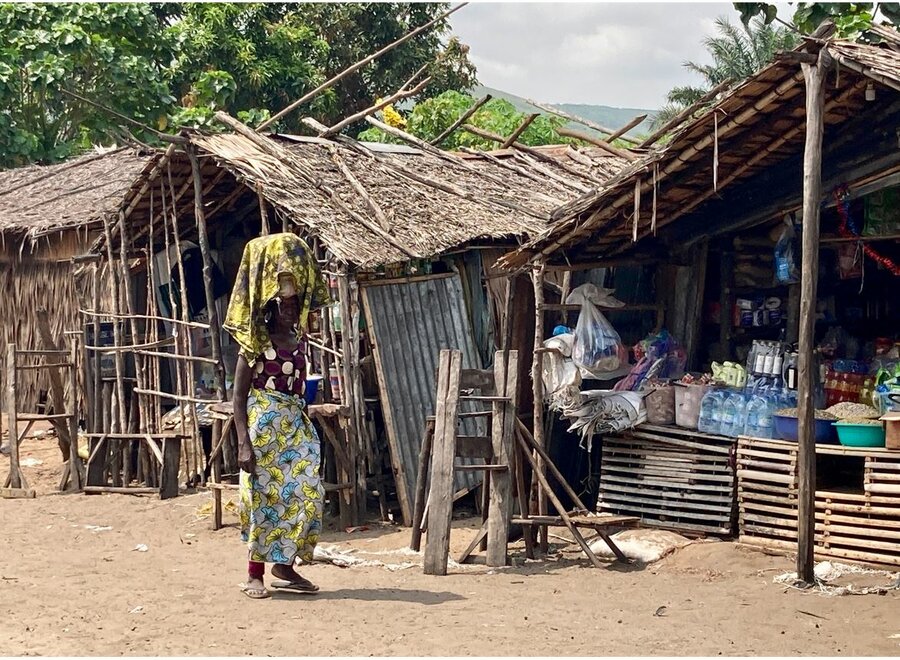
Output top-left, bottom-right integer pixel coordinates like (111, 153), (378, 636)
(651, 16), (799, 130)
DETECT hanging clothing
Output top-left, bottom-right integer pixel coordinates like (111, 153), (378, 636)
(238, 387), (323, 564)
(223, 233), (331, 366)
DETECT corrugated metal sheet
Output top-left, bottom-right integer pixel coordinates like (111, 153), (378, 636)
(362, 273), (485, 525)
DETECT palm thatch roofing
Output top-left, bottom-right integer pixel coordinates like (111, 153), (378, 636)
(0, 148), (151, 243)
(499, 31), (900, 269)
(108, 132), (627, 268)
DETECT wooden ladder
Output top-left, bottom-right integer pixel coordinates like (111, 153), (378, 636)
(2, 340), (83, 498)
(414, 349), (639, 574)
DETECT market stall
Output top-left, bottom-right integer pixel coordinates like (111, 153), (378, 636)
(499, 29), (900, 570)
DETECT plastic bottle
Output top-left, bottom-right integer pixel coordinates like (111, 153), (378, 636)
(721, 390), (747, 438)
(698, 390), (720, 434)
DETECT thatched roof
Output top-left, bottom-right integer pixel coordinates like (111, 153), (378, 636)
(499, 33), (900, 269)
(112, 133), (627, 268)
(0, 148), (151, 240)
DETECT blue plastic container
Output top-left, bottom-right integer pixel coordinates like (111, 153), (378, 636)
(773, 414), (838, 444)
(304, 374), (323, 406)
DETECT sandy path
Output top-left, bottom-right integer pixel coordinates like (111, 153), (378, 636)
(2, 439), (900, 656)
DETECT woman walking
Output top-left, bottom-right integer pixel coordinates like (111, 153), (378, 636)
(223, 233), (332, 599)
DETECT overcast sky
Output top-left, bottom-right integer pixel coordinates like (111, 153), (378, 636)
(449, 2), (763, 110)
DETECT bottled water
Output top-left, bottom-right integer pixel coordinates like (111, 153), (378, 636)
(698, 390), (720, 434)
(721, 390), (747, 438)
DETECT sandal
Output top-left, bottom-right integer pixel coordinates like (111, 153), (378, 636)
(240, 583), (271, 599)
(271, 577), (319, 593)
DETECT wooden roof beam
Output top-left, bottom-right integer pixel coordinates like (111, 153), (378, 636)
(525, 98), (640, 145)
(528, 70), (806, 264)
(430, 94), (492, 146)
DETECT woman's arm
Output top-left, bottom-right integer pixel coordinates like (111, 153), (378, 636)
(233, 354), (255, 475)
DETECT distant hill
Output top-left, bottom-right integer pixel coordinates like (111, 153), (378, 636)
(472, 84), (655, 139)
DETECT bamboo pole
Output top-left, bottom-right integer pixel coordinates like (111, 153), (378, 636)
(258, 3), (467, 130)
(639, 79), (733, 148)
(319, 76), (431, 138)
(431, 94), (492, 146)
(460, 123), (604, 185)
(337, 271), (361, 526)
(187, 145), (227, 483)
(306, 117), (549, 220)
(100, 213), (129, 484)
(605, 114), (648, 144)
(796, 48), (829, 586)
(327, 146), (392, 231)
(525, 98), (641, 145)
(218, 112), (419, 258)
(501, 113), (539, 149)
(91, 263), (102, 434)
(556, 126), (637, 161)
(524, 72), (805, 266)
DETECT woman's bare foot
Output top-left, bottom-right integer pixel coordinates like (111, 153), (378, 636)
(270, 564), (319, 592)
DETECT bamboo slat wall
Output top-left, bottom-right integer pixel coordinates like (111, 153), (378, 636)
(0, 231), (111, 414)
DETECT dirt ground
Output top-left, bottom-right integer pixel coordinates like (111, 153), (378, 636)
(3, 431), (900, 656)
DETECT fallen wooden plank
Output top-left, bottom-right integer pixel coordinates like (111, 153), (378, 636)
(0, 487), (36, 499)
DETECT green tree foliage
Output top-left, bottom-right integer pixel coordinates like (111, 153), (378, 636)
(651, 16), (798, 130)
(0, 3), (175, 168)
(358, 90), (571, 150)
(735, 3), (900, 38)
(0, 2), (477, 169)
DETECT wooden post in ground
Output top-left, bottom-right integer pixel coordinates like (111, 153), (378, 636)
(487, 350), (518, 567)
(530, 259), (549, 552)
(6, 344), (23, 489)
(187, 145), (227, 485)
(797, 48), (829, 586)
(423, 350), (462, 576)
(410, 418), (435, 552)
(337, 270), (362, 527)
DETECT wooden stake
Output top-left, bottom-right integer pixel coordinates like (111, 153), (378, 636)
(258, 3), (467, 130)
(430, 94), (492, 146)
(5, 344), (23, 490)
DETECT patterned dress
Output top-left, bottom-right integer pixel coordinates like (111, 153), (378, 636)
(238, 344), (324, 564)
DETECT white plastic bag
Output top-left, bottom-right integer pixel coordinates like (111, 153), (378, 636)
(571, 298), (626, 378)
(541, 334), (581, 399)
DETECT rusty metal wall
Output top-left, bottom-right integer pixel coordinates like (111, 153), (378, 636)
(362, 273), (485, 525)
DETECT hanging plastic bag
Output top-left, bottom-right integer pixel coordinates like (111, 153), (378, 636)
(567, 286), (627, 379)
(541, 334), (581, 400)
(774, 217), (800, 284)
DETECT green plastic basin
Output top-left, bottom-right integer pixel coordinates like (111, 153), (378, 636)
(833, 422), (886, 448)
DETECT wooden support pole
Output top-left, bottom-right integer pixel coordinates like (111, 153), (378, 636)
(410, 418), (435, 552)
(423, 349), (462, 576)
(6, 344), (23, 490)
(337, 271), (362, 526)
(530, 259), (548, 552)
(487, 349), (518, 567)
(66, 335), (83, 490)
(796, 48), (829, 586)
(430, 94), (492, 146)
(258, 3), (467, 130)
(187, 145), (227, 482)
